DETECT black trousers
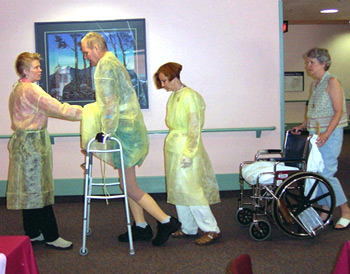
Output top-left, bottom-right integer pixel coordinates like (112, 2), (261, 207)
(22, 205), (59, 242)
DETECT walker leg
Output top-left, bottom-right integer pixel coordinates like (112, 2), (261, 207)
(120, 166), (135, 255)
(80, 152), (93, 255)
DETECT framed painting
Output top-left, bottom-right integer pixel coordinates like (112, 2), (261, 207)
(35, 19), (149, 108)
(284, 71), (304, 92)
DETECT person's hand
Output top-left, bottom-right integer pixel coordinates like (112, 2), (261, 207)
(181, 156), (192, 168)
(290, 126), (302, 135)
(316, 132), (329, 147)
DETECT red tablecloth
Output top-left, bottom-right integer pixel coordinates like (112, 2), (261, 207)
(334, 240), (350, 274)
(0, 236), (39, 274)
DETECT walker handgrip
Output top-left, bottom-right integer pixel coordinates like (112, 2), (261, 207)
(95, 132), (109, 143)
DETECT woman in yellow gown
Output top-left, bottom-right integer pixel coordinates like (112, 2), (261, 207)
(7, 52), (83, 249)
(154, 62), (221, 245)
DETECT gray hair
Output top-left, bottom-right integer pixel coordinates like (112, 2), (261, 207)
(81, 32), (107, 51)
(305, 47), (331, 71)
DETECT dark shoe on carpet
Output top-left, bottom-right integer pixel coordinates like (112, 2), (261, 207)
(171, 229), (198, 238)
(333, 217), (350, 230)
(118, 223), (153, 242)
(152, 217), (181, 246)
(195, 232), (221, 246)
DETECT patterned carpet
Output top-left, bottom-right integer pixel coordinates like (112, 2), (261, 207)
(1, 134), (350, 274)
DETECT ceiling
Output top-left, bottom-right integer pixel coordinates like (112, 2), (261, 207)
(283, 0), (350, 23)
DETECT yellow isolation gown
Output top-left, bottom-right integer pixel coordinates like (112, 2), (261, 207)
(7, 81), (82, 210)
(81, 52), (149, 169)
(165, 87), (220, 206)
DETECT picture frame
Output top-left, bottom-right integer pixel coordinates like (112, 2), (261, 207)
(35, 19), (149, 108)
(284, 71), (304, 92)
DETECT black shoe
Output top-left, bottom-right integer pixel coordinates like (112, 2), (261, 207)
(152, 217), (181, 246)
(118, 223), (153, 242)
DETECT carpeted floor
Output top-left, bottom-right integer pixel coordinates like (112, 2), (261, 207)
(1, 134), (350, 274)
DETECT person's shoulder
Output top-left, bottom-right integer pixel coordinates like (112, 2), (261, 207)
(19, 82), (44, 93)
(183, 86), (197, 94)
(32, 83), (47, 94)
(182, 87), (204, 103)
(183, 87), (202, 97)
(99, 52), (122, 69)
(328, 76), (341, 87)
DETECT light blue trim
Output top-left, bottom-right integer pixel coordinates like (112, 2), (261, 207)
(148, 127), (276, 138)
(0, 174), (239, 197)
(279, 0), (285, 147)
(0, 126), (276, 144)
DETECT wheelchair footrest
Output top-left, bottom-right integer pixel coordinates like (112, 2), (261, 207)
(298, 207), (324, 236)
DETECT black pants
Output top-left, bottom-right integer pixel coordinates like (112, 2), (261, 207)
(22, 205), (59, 242)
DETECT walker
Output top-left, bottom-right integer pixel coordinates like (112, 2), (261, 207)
(79, 133), (134, 255)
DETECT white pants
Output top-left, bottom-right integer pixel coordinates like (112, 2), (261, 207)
(176, 205), (220, 235)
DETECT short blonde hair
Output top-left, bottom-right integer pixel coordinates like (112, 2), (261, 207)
(15, 52), (42, 78)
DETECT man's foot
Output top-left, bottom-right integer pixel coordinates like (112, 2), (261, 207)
(118, 223), (153, 242)
(46, 237), (73, 250)
(152, 217), (181, 246)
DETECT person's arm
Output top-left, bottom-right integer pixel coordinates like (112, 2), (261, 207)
(29, 84), (82, 120)
(182, 91), (203, 168)
(317, 77), (344, 146)
(94, 59), (119, 134)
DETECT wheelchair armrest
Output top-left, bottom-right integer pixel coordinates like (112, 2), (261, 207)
(255, 149), (283, 161)
(273, 158), (307, 170)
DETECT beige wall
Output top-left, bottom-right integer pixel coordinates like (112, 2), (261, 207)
(0, 0), (282, 182)
(284, 24), (350, 124)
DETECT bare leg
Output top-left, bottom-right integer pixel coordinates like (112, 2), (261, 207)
(320, 205), (330, 221)
(121, 166), (168, 223)
(128, 198), (146, 223)
(138, 193), (168, 222)
(340, 203), (350, 218)
(120, 166), (146, 223)
(119, 167), (180, 245)
(334, 202), (350, 229)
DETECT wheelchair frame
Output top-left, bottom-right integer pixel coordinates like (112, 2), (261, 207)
(236, 131), (335, 241)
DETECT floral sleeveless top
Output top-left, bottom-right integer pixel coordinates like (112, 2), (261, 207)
(307, 71), (348, 132)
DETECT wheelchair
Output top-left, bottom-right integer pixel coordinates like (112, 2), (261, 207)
(236, 130), (335, 241)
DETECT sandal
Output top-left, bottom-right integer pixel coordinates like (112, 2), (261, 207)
(195, 232), (221, 245)
(171, 229), (197, 238)
(334, 217), (350, 230)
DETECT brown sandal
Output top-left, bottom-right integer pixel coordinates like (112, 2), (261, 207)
(195, 232), (221, 245)
(171, 229), (197, 238)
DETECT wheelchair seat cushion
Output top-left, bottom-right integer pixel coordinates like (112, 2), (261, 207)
(242, 161), (299, 185)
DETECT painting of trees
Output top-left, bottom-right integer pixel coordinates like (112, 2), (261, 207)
(35, 19), (148, 108)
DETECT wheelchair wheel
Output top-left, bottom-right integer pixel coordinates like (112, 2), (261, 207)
(272, 172), (335, 238)
(249, 220), (271, 241)
(236, 207), (254, 226)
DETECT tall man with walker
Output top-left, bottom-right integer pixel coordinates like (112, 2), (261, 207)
(80, 32), (181, 246)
